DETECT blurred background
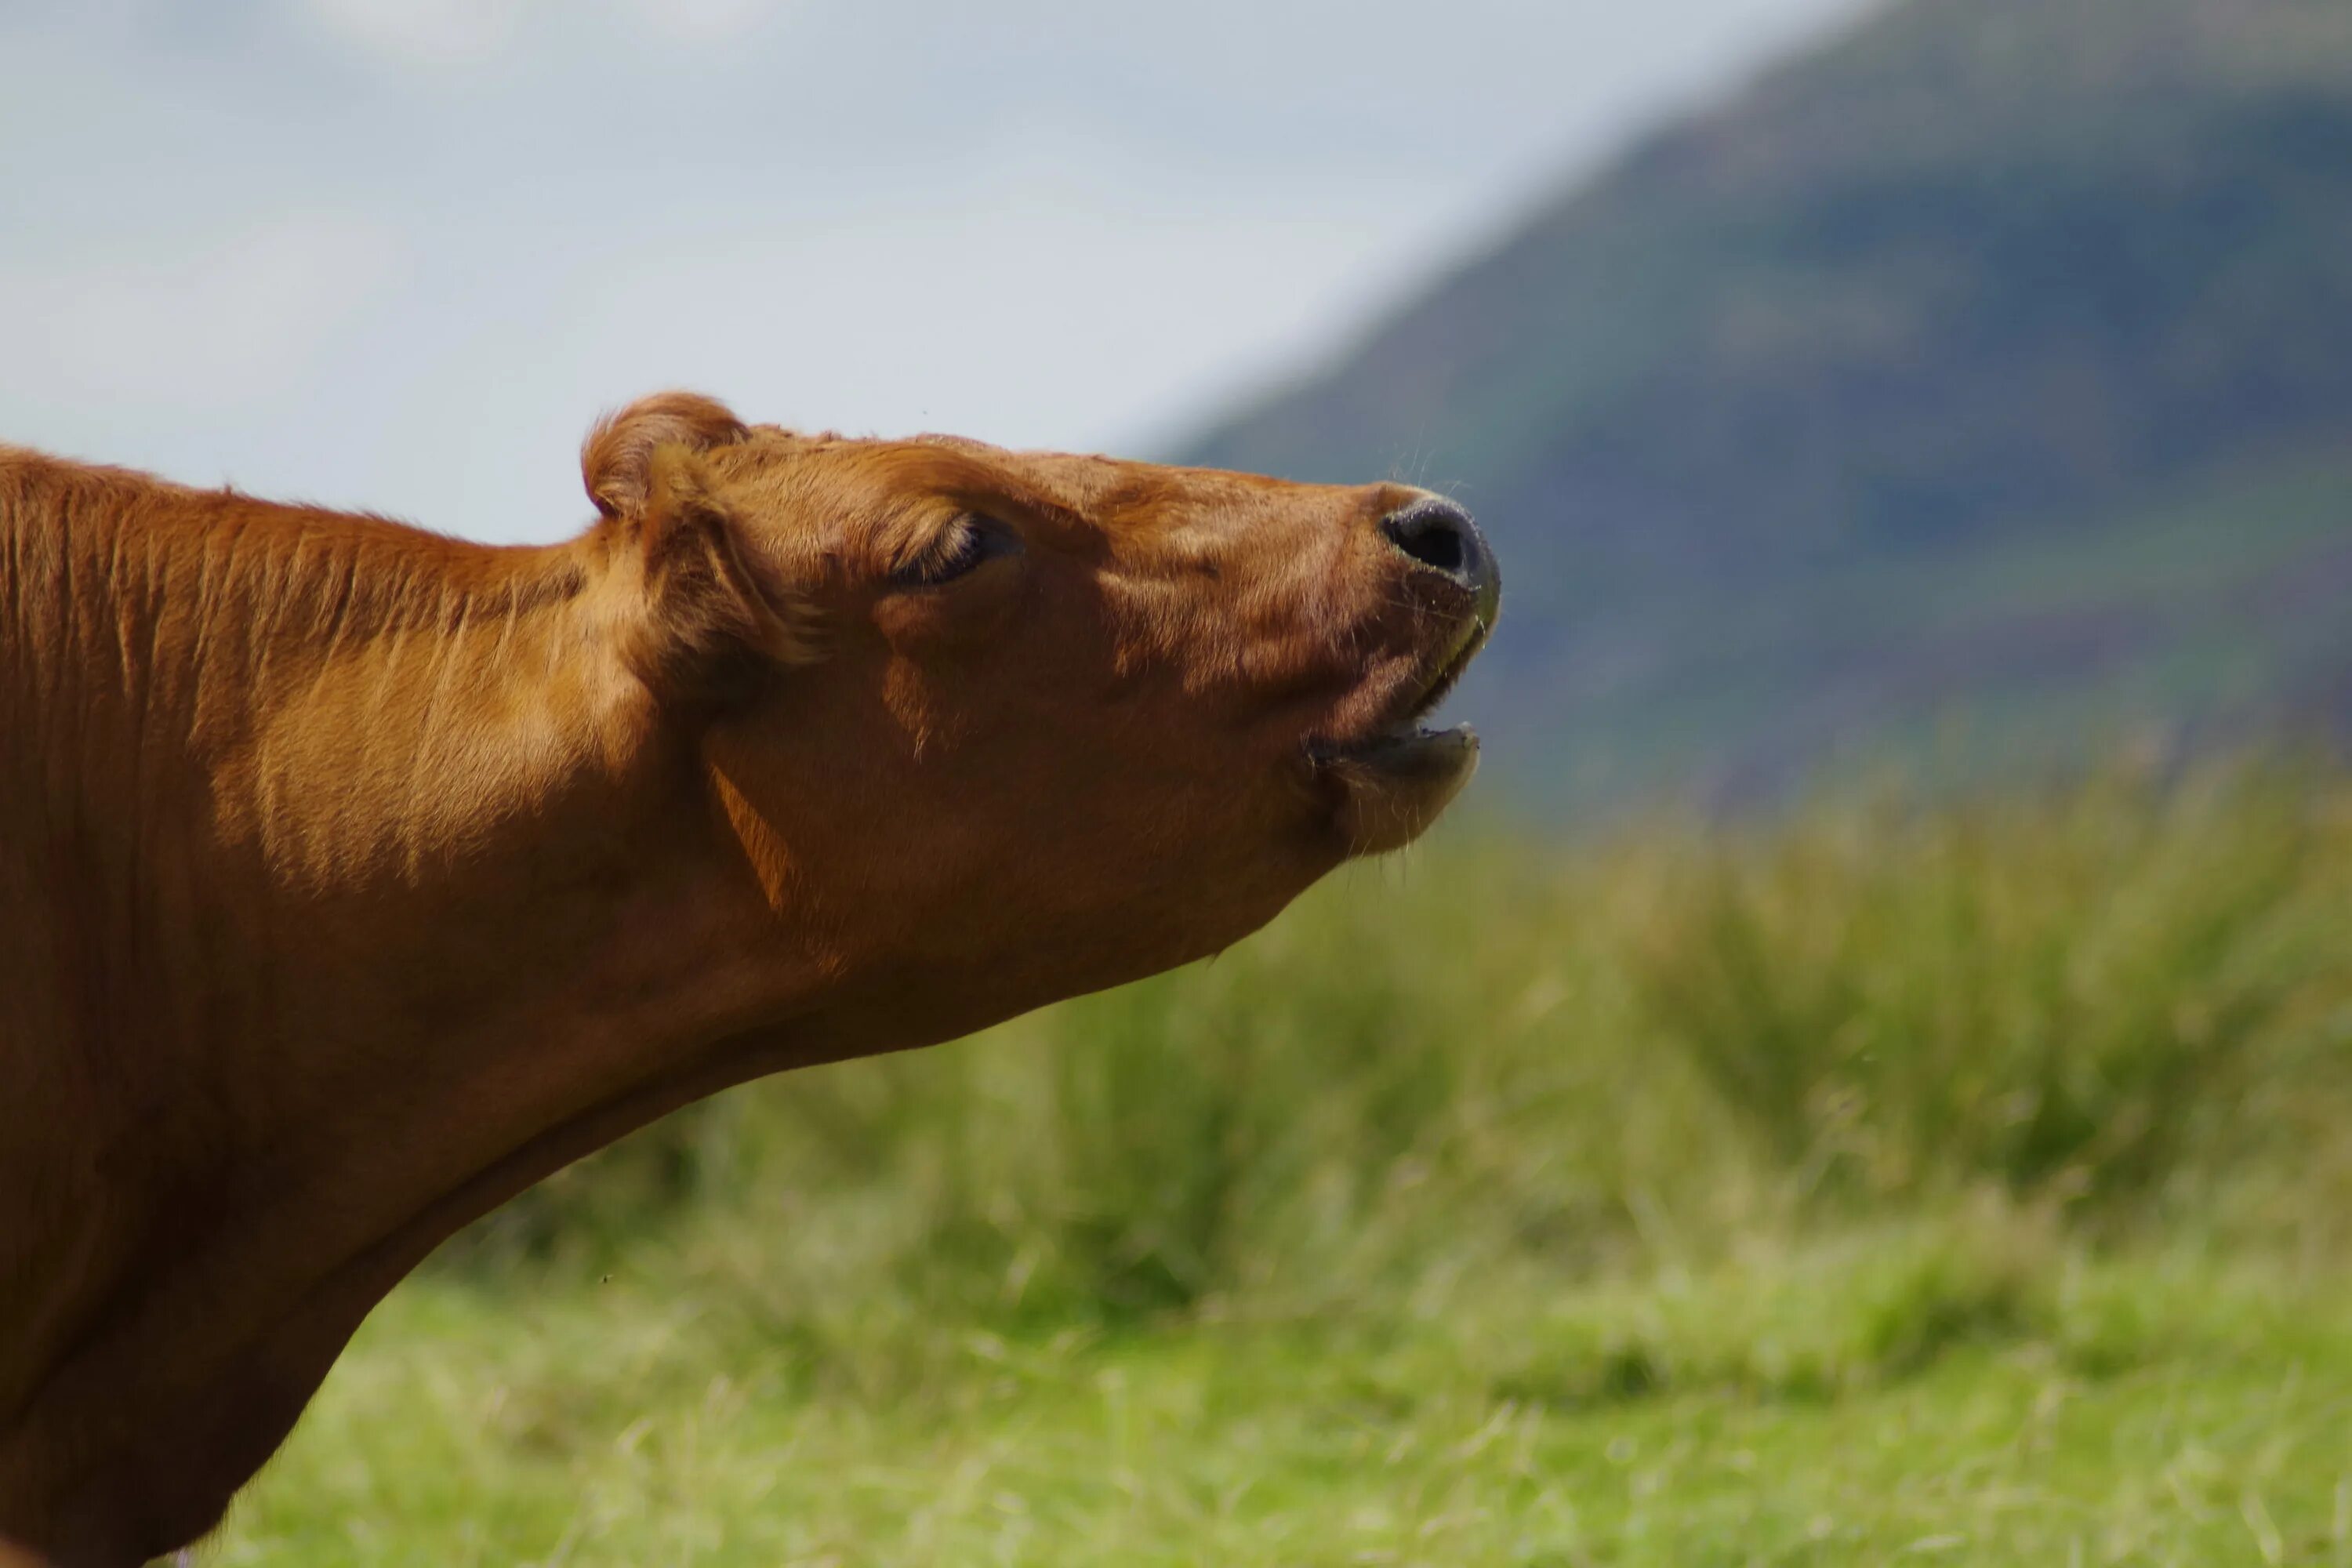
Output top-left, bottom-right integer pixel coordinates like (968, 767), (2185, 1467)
(11, 0), (2352, 1561)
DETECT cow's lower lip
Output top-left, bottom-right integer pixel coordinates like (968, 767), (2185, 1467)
(1308, 722), (1481, 855)
(1309, 721), (1479, 775)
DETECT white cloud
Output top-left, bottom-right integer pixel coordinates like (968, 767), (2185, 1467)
(0, 215), (405, 408)
(615, 0), (789, 44)
(292, 0), (792, 66)
(295, 0), (536, 67)
(407, 132), (1446, 450)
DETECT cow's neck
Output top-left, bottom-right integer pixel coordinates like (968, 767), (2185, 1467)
(1, 463), (826, 1564)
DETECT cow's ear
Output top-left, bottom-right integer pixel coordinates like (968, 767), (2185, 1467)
(587, 395), (818, 702)
(583, 391), (748, 521)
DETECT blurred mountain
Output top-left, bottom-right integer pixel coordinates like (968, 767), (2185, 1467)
(1182, 0), (2352, 807)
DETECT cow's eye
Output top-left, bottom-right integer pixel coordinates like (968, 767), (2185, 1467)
(891, 514), (1020, 589)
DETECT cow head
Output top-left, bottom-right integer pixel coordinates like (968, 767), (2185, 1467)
(584, 392), (1501, 1030)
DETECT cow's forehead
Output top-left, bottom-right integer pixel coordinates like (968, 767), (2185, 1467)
(908, 434), (1127, 490)
(739, 427), (1282, 526)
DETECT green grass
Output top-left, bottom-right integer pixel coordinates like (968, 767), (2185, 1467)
(214, 1233), (2352, 1566)
(205, 762), (2352, 1564)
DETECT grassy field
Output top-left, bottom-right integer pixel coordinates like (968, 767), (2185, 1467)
(209, 764), (2352, 1565)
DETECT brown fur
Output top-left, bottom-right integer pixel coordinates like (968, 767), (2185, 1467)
(0, 394), (1494, 1566)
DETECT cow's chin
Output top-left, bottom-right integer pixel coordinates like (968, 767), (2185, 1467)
(1312, 722), (1481, 856)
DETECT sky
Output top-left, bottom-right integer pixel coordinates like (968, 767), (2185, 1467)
(0, 0), (1875, 544)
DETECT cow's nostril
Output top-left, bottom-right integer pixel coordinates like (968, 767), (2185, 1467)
(1388, 511), (1465, 574)
(1381, 499), (1490, 592)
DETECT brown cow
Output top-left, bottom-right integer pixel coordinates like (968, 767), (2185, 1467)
(0, 393), (1498, 1566)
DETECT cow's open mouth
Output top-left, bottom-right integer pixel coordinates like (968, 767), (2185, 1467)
(1306, 615), (1490, 775)
(1305, 616), (1490, 855)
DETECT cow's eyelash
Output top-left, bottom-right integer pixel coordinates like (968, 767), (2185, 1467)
(891, 514), (1019, 588)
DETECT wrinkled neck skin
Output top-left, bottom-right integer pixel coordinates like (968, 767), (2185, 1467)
(0, 476), (884, 1566)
